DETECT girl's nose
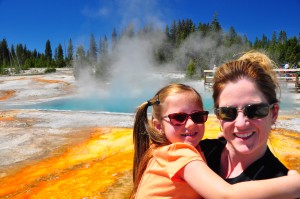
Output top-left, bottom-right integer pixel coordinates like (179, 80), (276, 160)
(185, 117), (196, 127)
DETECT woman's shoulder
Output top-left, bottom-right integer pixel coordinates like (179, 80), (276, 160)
(244, 147), (288, 179)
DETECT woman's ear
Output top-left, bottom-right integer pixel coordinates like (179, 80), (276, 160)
(218, 118), (223, 128)
(152, 118), (162, 131)
(271, 103), (279, 123)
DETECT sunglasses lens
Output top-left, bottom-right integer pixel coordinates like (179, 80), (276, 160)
(216, 103), (271, 121)
(168, 111), (208, 126)
(216, 107), (237, 121)
(191, 112), (208, 124)
(244, 104), (270, 119)
(169, 113), (188, 126)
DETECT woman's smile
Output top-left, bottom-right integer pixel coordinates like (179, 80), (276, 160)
(234, 131), (255, 139)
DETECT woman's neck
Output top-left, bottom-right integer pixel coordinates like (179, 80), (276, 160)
(220, 144), (267, 179)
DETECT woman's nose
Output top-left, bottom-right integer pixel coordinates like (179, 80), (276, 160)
(234, 111), (248, 127)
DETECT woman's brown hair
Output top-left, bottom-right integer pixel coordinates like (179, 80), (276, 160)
(213, 51), (280, 108)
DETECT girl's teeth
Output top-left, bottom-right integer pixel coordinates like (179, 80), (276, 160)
(182, 132), (197, 136)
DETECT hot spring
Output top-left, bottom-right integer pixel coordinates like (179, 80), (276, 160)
(4, 79), (299, 114)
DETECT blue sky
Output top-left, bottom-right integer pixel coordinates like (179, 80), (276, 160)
(1, 0), (300, 54)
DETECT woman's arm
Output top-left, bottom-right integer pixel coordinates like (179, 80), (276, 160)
(183, 160), (300, 199)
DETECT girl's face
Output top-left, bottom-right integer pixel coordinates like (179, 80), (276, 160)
(217, 78), (278, 157)
(153, 92), (206, 147)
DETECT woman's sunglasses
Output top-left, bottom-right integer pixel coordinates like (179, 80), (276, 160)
(214, 103), (274, 122)
(163, 111), (209, 126)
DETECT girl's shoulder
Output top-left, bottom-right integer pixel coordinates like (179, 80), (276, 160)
(155, 143), (203, 162)
(152, 143), (205, 179)
(159, 142), (199, 152)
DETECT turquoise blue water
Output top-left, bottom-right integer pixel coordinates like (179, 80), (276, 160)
(23, 96), (151, 113)
(6, 87), (297, 114)
(14, 94), (214, 113)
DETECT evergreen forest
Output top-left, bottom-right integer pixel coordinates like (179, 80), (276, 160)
(1, 15), (299, 79)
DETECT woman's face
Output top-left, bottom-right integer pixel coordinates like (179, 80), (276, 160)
(154, 92), (205, 147)
(217, 78), (278, 157)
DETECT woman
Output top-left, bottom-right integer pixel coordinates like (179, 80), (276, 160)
(200, 51), (290, 182)
(131, 83), (300, 198)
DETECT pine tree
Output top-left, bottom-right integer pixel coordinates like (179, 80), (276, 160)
(67, 38), (74, 66)
(88, 34), (97, 64)
(0, 38), (10, 66)
(112, 28), (118, 51)
(278, 30), (287, 44)
(169, 20), (177, 45)
(45, 40), (52, 60)
(103, 35), (108, 55)
(186, 59), (197, 78)
(210, 12), (222, 32)
(76, 45), (86, 65)
(56, 44), (65, 67)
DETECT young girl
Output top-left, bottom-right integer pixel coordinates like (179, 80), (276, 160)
(130, 83), (300, 198)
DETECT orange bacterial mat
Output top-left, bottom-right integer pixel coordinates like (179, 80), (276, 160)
(0, 117), (299, 198)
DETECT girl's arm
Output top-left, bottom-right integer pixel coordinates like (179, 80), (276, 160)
(183, 160), (300, 199)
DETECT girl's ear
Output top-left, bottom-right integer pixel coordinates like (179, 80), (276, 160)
(152, 118), (162, 131)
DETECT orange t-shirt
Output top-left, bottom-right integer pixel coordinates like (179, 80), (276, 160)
(135, 143), (205, 199)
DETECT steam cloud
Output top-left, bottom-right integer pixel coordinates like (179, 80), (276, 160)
(74, 0), (251, 111)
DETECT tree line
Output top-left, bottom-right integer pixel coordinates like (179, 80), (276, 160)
(1, 14), (299, 78)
